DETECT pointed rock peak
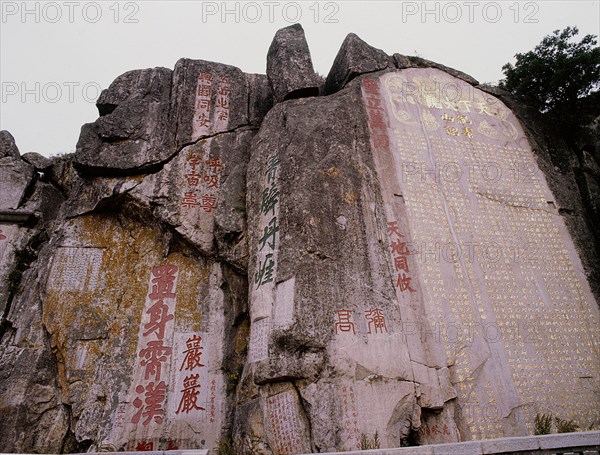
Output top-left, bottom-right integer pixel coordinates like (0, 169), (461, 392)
(267, 23), (320, 104)
(324, 33), (392, 95)
(0, 130), (20, 159)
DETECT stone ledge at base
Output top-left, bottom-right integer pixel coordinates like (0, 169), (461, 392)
(297, 431), (600, 455)
(2, 433), (597, 455)
(1, 451), (210, 455)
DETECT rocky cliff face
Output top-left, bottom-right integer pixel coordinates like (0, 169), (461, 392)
(1, 25), (599, 454)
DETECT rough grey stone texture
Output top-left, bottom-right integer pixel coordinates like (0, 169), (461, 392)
(538, 431), (600, 450)
(394, 53), (479, 85)
(294, 431), (600, 454)
(0, 134), (70, 453)
(22, 151), (53, 171)
(0, 155), (35, 210)
(0, 130), (20, 159)
(267, 23), (320, 103)
(171, 58), (250, 147)
(324, 33), (392, 95)
(480, 435), (539, 453)
(247, 73), (274, 127)
(75, 67), (175, 174)
(239, 75), (456, 452)
(1, 26), (600, 455)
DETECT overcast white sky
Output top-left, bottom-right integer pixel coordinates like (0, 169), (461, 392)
(1, 1), (599, 157)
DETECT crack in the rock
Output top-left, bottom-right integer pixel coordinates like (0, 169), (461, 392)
(475, 191), (554, 212)
(291, 380), (314, 452)
(16, 167), (39, 210)
(0, 230), (47, 345)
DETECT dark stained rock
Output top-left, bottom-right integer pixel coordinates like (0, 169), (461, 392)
(267, 24), (320, 103)
(22, 152), (52, 171)
(74, 67), (175, 174)
(394, 53), (479, 85)
(246, 73), (274, 127)
(324, 33), (392, 95)
(0, 130), (20, 159)
(582, 150), (600, 176)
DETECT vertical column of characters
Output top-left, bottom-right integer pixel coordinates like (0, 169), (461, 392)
(249, 155), (282, 362)
(213, 75), (230, 130)
(181, 140), (222, 214)
(192, 72), (213, 139)
(340, 385), (360, 450)
(362, 76), (421, 304)
(192, 71), (231, 140)
(266, 391), (305, 454)
(130, 265), (179, 441)
(386, 220), (417, 294)
(362, 78), (391, 151)
(173, 334), (206, 416)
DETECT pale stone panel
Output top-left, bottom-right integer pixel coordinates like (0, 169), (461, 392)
(370, 68), (600, 439)
(273, 277), (295, 328)
(47, 247), (104, 293)
(248, 153), (282, 362)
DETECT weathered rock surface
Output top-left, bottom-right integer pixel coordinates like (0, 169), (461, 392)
(75, 68), (175, 174)
(0, 156), (35, 211)
(393, 53), (480, 85)
(324, 33), (392, 95)
(22, 152), (53, 171)
(1, 25), (599, 455)
(0, 130), (21, 159)
(267, 24), (320, 103)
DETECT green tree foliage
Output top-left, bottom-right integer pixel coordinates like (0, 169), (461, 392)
(499, 27), (600, 144)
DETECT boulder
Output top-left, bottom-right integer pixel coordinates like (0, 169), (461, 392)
(74, 67), (175, 174)
(324, 33), (392, 95)
(0, 130), (20, 159)
(267, 23), (320, 103)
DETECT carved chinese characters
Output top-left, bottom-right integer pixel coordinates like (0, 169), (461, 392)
(192, 72), (231, 140)
(364, 68), (600, 441)
(181, 141), (222, 214)
(266, 391), (306, 455)
(131, 265), (178, 427)
(248, 154), (282, 362)
(47, 247), (104, 293)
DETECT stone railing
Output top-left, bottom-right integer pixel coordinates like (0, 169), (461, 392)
(298, 431), (600, 455)
(48, 430), (599, 455)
